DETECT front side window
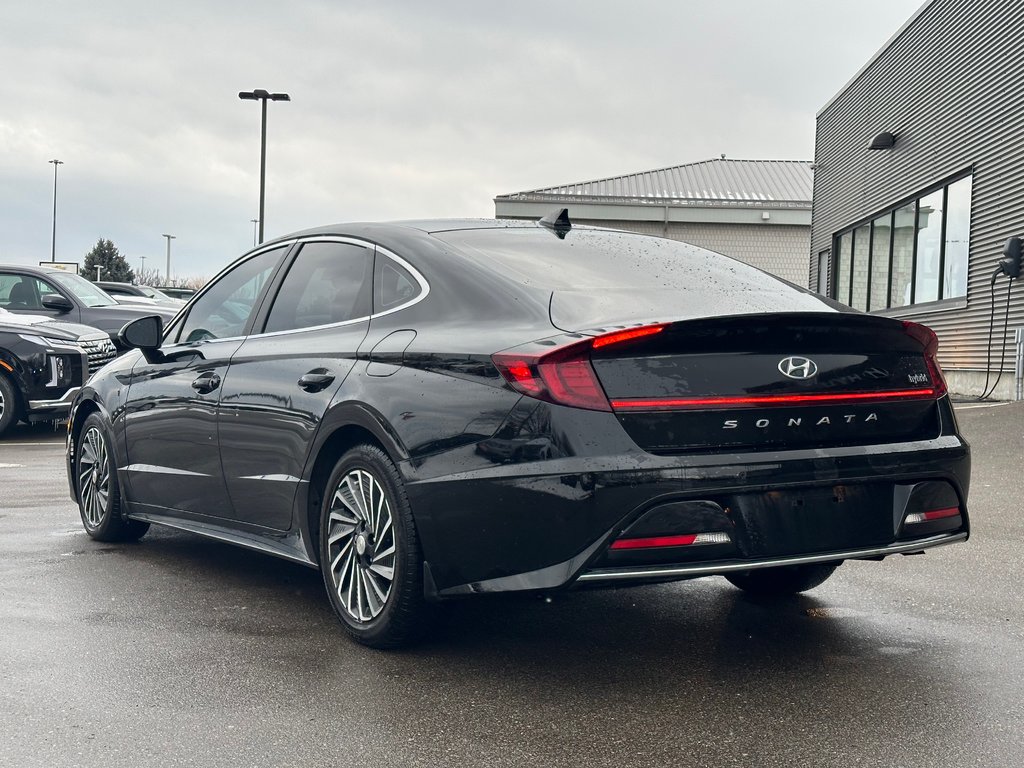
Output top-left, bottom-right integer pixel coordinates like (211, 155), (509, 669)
(832, 173), (972, 311)
(176, 247), (286, 343)
(0, 274), (41, 310)
(263, 242), (373, 334)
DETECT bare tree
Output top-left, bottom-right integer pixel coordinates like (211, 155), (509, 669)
(135, 267), (163, 287)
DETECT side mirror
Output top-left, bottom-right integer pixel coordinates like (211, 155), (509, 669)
(41, 293), (73, 312)
(118, 316), (164, 362)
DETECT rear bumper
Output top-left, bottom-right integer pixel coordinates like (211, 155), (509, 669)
(577, 531), (967, 585)
(406, 431), (971, 597)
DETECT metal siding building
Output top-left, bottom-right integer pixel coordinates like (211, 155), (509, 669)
(812, 0), (1024, 399)
(496, 158), (813, 285)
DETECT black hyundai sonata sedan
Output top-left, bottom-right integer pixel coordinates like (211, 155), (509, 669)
(66, 216), (970, 647)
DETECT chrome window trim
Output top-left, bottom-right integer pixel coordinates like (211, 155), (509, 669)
(164, 239), (299, 343)
(371, 245), (431, 318)
(240, 236), (430, 340)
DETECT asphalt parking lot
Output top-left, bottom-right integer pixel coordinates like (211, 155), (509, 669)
(1, 402), (1022, 768)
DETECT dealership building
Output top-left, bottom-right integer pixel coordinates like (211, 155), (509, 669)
(495, 157), (813, 286)
(811, 0), (1024, 400)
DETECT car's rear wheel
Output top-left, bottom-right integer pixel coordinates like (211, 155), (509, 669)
(724, 563), (838, 596)
(319, 444), (427, 648)
(75, 413), (149, 542)
(0, 375), (21, 437)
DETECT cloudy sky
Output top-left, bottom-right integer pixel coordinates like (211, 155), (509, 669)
(1, 0), (924, 281)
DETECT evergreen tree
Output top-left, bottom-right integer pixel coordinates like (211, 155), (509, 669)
(81, 238), (135, 283)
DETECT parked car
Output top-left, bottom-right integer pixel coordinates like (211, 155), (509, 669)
(0, 265), (179, 349)
(0, 308), (116, 437)
(65, 216), (970, 648)
(155, 286), (197, 301)
(110, 295), (159, 306)
(95, 281), (185, 308)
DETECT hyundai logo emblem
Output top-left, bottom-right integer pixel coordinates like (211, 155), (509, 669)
(778, 356), (818, 380)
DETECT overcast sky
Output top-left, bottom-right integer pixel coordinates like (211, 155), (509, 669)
(0, 0), (925, 281)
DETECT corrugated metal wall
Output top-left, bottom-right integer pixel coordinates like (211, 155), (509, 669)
(570, 219), (810, 285)
(811, 0), (1024, 378)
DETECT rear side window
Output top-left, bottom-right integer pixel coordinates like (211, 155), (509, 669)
(374, 255), (421, 312)
(263, 241), (373, 333)
(176, 246), (286, 343)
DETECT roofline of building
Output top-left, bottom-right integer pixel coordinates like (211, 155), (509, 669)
(493, 192), (812, 210)
(817, 0), (934, 117)
(494, 199), (813, 227)
(504, 157), (813, 199)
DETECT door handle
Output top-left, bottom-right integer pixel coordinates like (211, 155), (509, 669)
(191, 372), (221, 394)
(297, 370), (335, 393)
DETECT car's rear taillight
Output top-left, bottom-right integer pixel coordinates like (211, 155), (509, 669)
(492, 323), (666, 412)
(493, 343), (611, 411)
(902, 320), (948, 398)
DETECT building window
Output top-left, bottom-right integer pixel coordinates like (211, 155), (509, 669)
(837, 231), (852, 304)
(817, 250), (830, 295)
(869, 213), (891, 311)
(891, 202), (916, 308)
(943, 176), (972, 299)
(832, 173), (972, 310)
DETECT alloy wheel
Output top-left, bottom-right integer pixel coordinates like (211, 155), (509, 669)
(326, 468), (397, 623)
(78, 426), (110, 528)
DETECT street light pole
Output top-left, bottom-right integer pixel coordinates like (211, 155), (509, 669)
(139, 255), (146, 282)
(251, 219), (259, 248)
(238, 89), (290, 245)
(162, 234), (176, 284)
(48, 159), (63, 262)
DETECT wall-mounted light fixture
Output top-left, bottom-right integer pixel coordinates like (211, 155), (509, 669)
(868, 131), (897, 150)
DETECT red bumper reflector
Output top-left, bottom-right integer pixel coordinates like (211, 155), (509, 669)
(904, 506), (961, 524)
(610, 388), (938, 411)
(610, 532), (731, 550)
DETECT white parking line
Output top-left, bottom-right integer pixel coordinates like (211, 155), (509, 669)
(0, 463), (25, 468)
(955, 402), (1013, 410)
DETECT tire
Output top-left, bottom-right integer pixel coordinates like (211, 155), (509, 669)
(0, 375), (21, 437)
(75, 413), (149, 542)
(319, 444), (427, 648)
(724, 563), (838, 597)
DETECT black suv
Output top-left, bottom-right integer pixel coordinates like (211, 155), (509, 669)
(0, 265), (179, 348)
(0, 309), (116, 437)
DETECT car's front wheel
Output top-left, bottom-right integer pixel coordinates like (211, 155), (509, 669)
(0, 375), (21, 437)
(319, 444), (427, 648)
(724, 563), (838, 596)
(75, 413), (149, 542)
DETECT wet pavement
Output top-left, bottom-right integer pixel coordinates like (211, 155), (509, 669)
(1, 403), (1022, 767)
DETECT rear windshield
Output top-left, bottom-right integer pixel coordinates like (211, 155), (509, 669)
(433, 226), (830, 329)
(432, 226), (761, 290)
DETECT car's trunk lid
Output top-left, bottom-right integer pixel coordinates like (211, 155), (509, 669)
(587, 313), (943, 453)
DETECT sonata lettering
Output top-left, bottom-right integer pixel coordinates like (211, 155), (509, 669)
(722, 413), (879, 430)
